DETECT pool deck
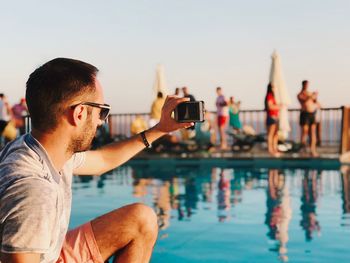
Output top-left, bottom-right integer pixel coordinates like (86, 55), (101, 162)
(129, 145), (344, 170)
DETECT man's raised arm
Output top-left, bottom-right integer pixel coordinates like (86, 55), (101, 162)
(74, 96), (193, 176)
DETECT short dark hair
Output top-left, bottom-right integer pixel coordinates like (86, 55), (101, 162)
(157, 92), (163, 98)
(26, 58), (98, 132)
(302, 80), (308, 86)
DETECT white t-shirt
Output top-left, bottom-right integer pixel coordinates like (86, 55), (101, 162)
(0, 134), (85, 262)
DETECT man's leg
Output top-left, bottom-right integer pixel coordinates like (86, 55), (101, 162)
(219, 125), (227, 149)
(316, 122), (322, 146)
(273, 126), (279, 153)
(91, 203), (158, 263)
(301, 125), (309, 148)
(310, 123), (318, 156)
(267, 125), (274, 155)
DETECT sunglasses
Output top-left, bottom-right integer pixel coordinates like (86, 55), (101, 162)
(71, 102), (111, 122)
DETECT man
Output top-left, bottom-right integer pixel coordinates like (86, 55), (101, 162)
(215, 87), (229, 149)
(0, 58), (193, 263)
(297, 80), (320, 157)
(181, 86), (195, 102)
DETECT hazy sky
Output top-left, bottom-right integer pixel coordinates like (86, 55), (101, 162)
(1, 0), (349, 113)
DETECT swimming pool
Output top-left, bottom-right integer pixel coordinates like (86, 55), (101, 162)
(70, 162), (350, 263)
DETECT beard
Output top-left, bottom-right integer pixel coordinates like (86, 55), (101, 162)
(68, 116), (97, 153)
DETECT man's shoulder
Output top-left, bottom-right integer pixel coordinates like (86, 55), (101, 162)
(0, 136), (48, 184)
(0, 135), (41, 165)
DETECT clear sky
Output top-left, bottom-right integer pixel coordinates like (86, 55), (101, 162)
(1, 0), (349, 113)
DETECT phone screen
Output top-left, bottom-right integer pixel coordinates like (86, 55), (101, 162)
(175, 101), (204, 122)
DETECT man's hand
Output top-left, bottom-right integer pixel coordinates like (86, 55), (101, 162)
(154, 96), (194, 133)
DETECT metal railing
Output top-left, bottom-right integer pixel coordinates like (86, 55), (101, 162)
(23, 107), (343, 148)
(108, 107), (343, 147)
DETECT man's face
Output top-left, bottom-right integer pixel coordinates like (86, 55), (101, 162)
(71, 111), (96, 152)
(69, 79), (106, 153)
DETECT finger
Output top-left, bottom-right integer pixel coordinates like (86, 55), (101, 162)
(162, 95), (182, 109)
(178, 122), (195, 129)
(161, 96), (175, 115)
(165, 95), (178, 102)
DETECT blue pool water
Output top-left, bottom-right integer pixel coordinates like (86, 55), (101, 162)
(70, 163), (350, 262)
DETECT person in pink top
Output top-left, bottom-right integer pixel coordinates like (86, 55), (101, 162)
(12, 98), (28, 135)
(264, 83), (280, 157)
(215, 87), (229, 150)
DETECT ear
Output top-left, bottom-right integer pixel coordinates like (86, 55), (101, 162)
(70, 105), (86, 126)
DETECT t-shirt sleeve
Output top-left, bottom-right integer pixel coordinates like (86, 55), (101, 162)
(72, 151), (86, 170)
(0, 178), (57, 253)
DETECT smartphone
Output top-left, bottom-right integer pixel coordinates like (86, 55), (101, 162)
(174, 101), (205, 122)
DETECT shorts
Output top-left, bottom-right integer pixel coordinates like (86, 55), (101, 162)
(217, 116), (228, 127)
(266, 116), (279, 126)
(300, 111), (316, 126)
(57, 222), (104, 263)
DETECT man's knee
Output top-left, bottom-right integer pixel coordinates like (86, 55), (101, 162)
(127, 203), (158, 237)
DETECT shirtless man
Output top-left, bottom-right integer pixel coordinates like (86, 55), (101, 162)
(297, 80), (320, 156)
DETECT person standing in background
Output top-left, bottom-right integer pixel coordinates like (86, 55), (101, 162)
(297, 80), (319, 157)
(0, 94), (12, 123)
(264, 83), (280, 157)
(12, 98), (28, 135)
(182, 86), (195, 102)
(228, 96), (242, 132)
(0, 94), (16, 145)
(215, 87), (229, 150)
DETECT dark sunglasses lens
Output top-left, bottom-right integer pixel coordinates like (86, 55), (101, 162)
(100, 108), (110, 121)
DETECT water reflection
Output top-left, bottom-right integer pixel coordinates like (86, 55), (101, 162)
(72, 164), (350, 261)
(300, 170), (321, 241)
(265, 170), (291, 262)
(341, 165), (350, 226)
(217, 169), (231, 222)
(230, 170), (243, 206)
(154, 180), (171, 230)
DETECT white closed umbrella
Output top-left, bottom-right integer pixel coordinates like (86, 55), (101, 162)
(153, 64), (168, 98)
(269, 51), (291, 139)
